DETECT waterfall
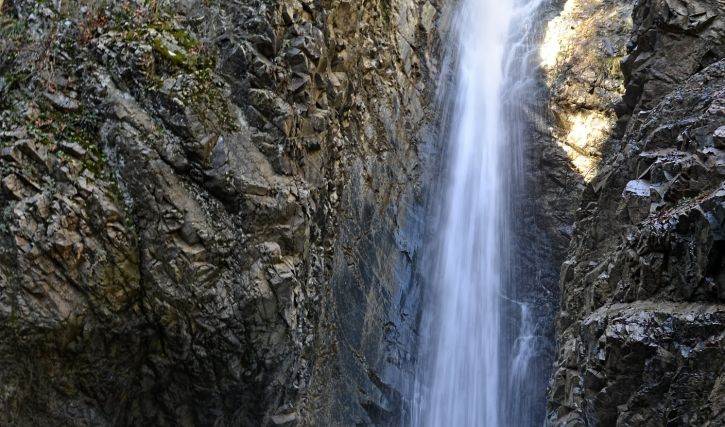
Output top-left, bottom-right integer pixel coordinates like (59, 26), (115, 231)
(411, 0), (549, 425)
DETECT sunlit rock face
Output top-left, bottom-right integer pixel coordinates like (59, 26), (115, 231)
(560, 110), (612, 180)
(540, 0), (634, 182)
(524, 0), (635, 273)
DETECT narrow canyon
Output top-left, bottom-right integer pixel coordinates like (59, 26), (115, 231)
(0, 0), (723, 426)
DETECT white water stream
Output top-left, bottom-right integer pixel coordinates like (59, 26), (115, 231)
(411, 0), (547, 425)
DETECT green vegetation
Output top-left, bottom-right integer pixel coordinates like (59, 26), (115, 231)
(1, 0), (237, 173)
(150, 36), (189, 67)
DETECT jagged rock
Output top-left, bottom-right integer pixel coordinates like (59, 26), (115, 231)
(42, 91), (80, 111)
(0, 0), (442, 425)
(621, 0), (725, 112)
(622, 179), (651, 223)
(715, 126), (725, 148)
(547, 0), (725, 422)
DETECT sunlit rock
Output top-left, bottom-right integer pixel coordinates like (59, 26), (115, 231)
(561, 110), (612, 180)
(540, 0), (632, 182)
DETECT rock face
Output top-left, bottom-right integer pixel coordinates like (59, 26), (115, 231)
(536, 0), (635, 257)
(3, 0), (724, 425)
(0, 0), (442, 425)
(547, 0), (725, 425)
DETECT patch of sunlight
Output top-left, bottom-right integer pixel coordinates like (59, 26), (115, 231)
(539, 0), (579, 70)
(558, 110), (612, 182)
(538, 0), (632, 182)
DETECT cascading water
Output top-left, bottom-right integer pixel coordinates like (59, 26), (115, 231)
(410, 0), (550, 425)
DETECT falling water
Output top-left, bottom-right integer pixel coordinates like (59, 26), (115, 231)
(411, 0), (549, 425)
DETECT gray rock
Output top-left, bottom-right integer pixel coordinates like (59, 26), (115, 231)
(714, 126), (725, 148)
(42, 91), (80, 111)
(622, 179), (651, 223)
(548, 0), (725, 420)
(0, 0), (443, 426)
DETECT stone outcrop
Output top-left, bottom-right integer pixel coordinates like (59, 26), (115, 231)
(547, 0), (725, 425)
(0, 0), (442, 425)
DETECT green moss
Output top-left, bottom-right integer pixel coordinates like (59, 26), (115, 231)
(22, 104), (108, 173)
(380, 0), (392, 24)
(185, 76), (238, 133)
(0, 19), (28, 39)
(147, 28), (217, 72)
(138, 22), (233, 132)
(151, 36), (188, 67)
(169, 29), (198, 50)
(122, 28), (145, 43)
(0, 71), (30, 109)
(0, 19), (30, 93)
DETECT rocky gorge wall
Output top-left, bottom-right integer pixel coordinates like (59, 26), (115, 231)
(545, 0), (725, 425)
(0, 0), (443, 425)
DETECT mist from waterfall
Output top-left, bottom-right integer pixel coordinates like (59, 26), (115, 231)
(410, 0), (549, 425)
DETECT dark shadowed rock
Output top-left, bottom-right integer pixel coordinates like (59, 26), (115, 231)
(547, 0), (725, 420)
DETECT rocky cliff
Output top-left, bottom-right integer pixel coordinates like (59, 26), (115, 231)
(0, 0), (442, 425)
(3, 0), (724, 426)
(546, 0), (725, 425)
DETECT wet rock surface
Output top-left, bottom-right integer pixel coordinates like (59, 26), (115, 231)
(0, 0), (441, 425)
(548, 0), (725, 425)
